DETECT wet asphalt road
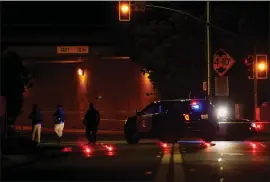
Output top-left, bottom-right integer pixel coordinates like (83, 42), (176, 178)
(2, 133), (270, 182)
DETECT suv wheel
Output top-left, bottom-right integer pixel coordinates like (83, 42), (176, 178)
(201, 134), (215, 142)
(201, 125), (217, 142)
(124, 124), (140, 144)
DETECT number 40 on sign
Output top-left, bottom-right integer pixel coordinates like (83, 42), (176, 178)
(213, 49), (235, 77)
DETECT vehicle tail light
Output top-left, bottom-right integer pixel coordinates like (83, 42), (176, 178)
(183, 114), (190, 121)
(251, 123), (263, 130)
(256, 124), (262, 129)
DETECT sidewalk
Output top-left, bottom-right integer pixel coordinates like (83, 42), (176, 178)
(15, 125), (124, 135)
(2, 134), (42, 168)
(2, 154), (38, 168)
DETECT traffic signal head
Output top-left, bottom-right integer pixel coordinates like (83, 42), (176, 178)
(245, 55), (254, 79)
(119, 1), (130, 21)
(245, 55), (254, 65)
(256, 54), (268, 79)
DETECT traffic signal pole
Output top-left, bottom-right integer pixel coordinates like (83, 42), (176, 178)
(206, 1), (211, 97)
(253, 53), (258, 121)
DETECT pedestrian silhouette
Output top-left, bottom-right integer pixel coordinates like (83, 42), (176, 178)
(83, 103), (100, 145)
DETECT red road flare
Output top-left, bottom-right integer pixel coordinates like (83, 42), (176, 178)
(159, 142), (168, 148)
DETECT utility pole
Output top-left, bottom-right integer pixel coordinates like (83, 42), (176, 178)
(206, 1), (211, 97)
(269, 2), (270, 66)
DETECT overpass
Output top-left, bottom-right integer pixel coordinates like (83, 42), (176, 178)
(3, 24), (156, 131)
(3, 24), (129, 61)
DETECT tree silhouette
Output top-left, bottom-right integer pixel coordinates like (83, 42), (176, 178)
(2, 50), (33, 130)
(121, 3), (206, 99)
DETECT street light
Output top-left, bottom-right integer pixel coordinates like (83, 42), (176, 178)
(77, 68), (84, 76)
(119, 1), (131, 21)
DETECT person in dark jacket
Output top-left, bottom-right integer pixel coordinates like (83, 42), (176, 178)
(28, 104), (42, 144)
(83, 103), (100, 145)
(53, 105), (65, 142)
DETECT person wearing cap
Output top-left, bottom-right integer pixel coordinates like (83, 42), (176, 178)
(83, 103), (100, 145)
(28, 104), (42, 144)
(53, 105), (65, 142)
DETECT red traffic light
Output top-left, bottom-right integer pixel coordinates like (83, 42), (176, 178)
(119, 1), (131, 21)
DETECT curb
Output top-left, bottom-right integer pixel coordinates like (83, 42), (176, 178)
(15, 125), (124, 135)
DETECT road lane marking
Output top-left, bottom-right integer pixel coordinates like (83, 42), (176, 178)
(154, 144), (172, 182)
(173, 143), (186, 182)
(174, 144), (183, 164)
(154, 143), (186, 182)
(223, 153), (244, 156)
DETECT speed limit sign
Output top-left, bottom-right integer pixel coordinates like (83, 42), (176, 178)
(213, 49), (235, 77)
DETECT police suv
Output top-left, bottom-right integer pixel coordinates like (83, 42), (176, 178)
(124, 99), (219, 144)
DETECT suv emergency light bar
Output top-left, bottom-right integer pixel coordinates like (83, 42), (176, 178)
(190, 101), (201, 111)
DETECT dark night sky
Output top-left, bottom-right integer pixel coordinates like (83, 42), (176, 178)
(2, 2), (116, 25)
(2, 2), (269, 46)
(2, 2), (268, 37)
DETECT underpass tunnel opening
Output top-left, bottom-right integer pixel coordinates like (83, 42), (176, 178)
(19, 54), (158, 129)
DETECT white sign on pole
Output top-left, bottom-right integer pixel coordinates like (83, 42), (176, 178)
(215, 76), (229, 96)
(57, 46), (89, 54)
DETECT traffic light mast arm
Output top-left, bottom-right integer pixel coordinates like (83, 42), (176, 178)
(142, 4), (239, 38)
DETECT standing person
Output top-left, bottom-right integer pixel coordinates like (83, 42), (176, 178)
(53, 105), (65, 142)
(28, 104), (42, 144)
(83, 103), (100, 145)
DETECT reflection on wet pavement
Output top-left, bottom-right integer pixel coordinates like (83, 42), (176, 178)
(2, 139), (270, 182)
(181, 141), (270, 182)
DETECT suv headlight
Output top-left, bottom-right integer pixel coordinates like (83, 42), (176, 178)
(217, 107), (228, 118)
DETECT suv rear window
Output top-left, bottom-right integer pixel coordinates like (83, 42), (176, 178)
(161, 100), (209, 114)
(161, 102), (190, 114)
